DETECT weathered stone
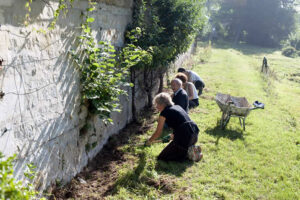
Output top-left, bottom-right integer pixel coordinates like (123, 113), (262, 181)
(0, 0), (195, 192)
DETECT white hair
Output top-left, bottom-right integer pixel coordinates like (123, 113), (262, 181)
(153, 92), (174, 107)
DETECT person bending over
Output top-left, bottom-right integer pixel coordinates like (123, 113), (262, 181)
(146, 93), (199, 162)
(178, 68), (205, 95)
(175, 73), (199, 109)
(171, 78), (189, 113)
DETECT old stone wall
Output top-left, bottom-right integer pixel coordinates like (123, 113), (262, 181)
(0, 0), (195, 191)
(0, 0), (143, 191)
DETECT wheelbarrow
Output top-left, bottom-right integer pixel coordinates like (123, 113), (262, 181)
(215, 93), (264, 130)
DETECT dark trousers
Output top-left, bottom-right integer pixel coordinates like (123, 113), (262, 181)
(189, 99), (199, 109)
(157, 133), (198, 162)
(194, 80), (205, 95)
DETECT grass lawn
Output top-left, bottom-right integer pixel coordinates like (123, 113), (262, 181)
(102, 43), (300, 200)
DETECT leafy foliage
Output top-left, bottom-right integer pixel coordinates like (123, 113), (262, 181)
(209, 0), (297, 47)
(0, 153), (42, 200)
(70, 3), (145, 122)
(128, 0), (205, 68)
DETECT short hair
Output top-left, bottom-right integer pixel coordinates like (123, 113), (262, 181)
(175, 73), (188, 83)
(171, 78), (182, 87)
(153, 92), (174, 107)
(177, 68), (186, 73)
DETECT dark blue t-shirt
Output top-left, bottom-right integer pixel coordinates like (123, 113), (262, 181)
(160, 105), (199, 147)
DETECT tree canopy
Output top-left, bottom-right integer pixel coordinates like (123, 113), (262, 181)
(209, 0), (297, 47)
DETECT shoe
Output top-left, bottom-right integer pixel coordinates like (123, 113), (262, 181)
(188, 145), (203, 162)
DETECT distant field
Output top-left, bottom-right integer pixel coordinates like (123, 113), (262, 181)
(60, 43), (300, 200)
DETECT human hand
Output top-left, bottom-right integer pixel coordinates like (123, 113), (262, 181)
(170, 134), (174, 140)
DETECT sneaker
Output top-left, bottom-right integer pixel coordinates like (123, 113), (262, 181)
(188, 145), (203, 162)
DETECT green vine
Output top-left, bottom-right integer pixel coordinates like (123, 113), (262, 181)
(49, 0), (75, 30)
(23, 0), (146, 122)
(24, 0), (32, 26)
(69, 1), (146, 122)
(0, 153), (45, 200)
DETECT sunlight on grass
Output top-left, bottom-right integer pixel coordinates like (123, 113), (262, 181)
(107, 43), (300, 199)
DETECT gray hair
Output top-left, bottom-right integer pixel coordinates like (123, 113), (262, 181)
(153, 92), (174, 107)
(171, 78), (182, 87)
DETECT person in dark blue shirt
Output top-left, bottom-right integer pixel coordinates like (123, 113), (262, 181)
(171, 78), (189, 113)
(146, 92), (199, 161)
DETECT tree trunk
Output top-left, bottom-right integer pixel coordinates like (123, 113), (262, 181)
(158, 71), (164, 93)
(130, 68), (137, 122)
(234, 25), (243, 45)
(147, 70), (154, 108)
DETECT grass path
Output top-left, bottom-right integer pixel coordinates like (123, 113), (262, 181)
(107, 45), (300, 199)
(54, 44), (300, 200)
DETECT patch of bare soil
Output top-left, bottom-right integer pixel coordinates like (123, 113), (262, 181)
(51, 109), (156, 200)
(142, 176), (176, 194)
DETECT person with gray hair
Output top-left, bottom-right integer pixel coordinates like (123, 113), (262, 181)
(146, 92), (200, 161)
(171, 78), (189, 112)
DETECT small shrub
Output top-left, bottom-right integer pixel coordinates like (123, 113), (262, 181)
(287, 31), (300, 50)
(0, 152), (42, 200)
(282, 46), (297, 57)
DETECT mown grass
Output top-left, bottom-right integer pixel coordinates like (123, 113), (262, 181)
(106, 43), (300, 200)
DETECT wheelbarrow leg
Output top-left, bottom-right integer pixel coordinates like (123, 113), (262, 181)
(221, 112), (225, 128)
(239, 117), (242, 127)
(222, 113), (231, 130)
(243, 117), (246, 131)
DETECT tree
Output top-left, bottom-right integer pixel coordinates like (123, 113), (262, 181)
(210, 0), (296, 47)
(127, 0), (205, 110)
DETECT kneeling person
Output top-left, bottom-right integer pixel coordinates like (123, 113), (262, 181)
(146, 93), (199, 162)
(175, 73), (199, 109)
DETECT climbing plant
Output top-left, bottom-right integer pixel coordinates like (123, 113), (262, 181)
(0, 152), (44, 200)
(24, 0), (146, 122)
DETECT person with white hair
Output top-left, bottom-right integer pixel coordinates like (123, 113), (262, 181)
(146, 92), (200, 161)
(170, 78), (189, 112)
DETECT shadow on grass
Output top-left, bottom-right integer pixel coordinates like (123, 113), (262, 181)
(205, 126), (244, 145)
(155, 159), (193, 177)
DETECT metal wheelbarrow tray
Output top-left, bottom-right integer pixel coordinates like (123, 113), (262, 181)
(215, 93), (262, 130)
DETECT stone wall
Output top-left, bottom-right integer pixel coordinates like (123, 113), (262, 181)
(0, 0), (144, 191)
(0, 0), (195, 191)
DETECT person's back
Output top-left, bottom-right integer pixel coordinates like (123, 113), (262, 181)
(178, 68), (205, 95)
(160, 105), (198, 148)
(172, 88), (189, 112)
(187, 70), (204, 85)
(171, 79), (189, 112)
(186, 82), (199, 108)
(161, 105), (190, 129)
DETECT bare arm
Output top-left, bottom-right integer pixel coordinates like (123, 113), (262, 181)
(147, 116), (166, 144)
(187, 83), (194, 100)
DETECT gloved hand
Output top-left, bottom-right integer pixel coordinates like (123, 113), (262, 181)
(161, 135), (171, 143)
